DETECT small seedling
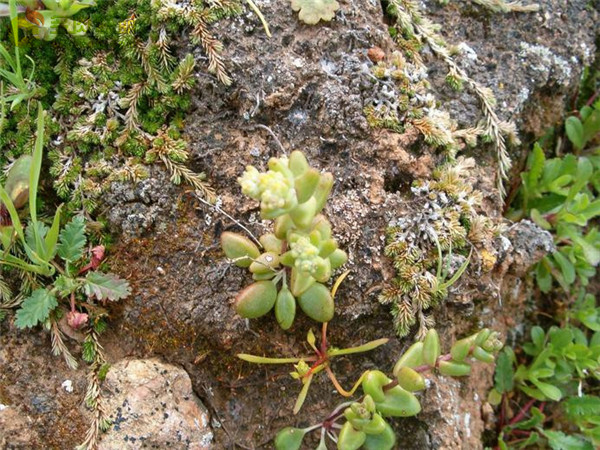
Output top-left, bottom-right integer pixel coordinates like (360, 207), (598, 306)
(0, 106), (130, 349)
(238, 273), (387, 414)
(274, 328), (503, 449)
(222, 151), (347, 329)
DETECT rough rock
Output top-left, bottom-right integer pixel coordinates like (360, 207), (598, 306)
(102, 1), (597, 448)
(103, 167), (179, 238)
(0, 406), (41, 449)
(2, 0), (598, 449)
(99, 359), (213, 449)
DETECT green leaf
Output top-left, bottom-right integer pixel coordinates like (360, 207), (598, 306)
(82, 338), (96, 363)
(527, 143), (546, 188)
(582, 109), (600, 145)
(531, 379), (562, 401)
(274, 427), (307, 450)
(57, 216), (86, 261)
(565, 116), (584, 150)
(29, 105), (45, 224)
(14, 289), (58, 329)
(543, 430), (594, 450)
(552, 251), (576, 285)
(83, 272), (131, 301)
(565, 395), (600, 420)
(514, 407), (545, 429)
(328, 338), (389, 357)
(536, 260), (553, 293)
(290, 0), (340, 25)
(494, 348), (514, 393)
(531, 326), (545, 349)
(44, 205), (63, 260)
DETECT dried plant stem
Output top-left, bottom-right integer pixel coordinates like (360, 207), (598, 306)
(50, 319), (78, 370)
(245, 0), (271, 37)
(159, 155), (216, 203)
(390, 0), (519, 197)
(77, 329), (109, 450)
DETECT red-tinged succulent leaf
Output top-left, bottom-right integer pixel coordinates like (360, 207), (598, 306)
(221, 232), (260, 267)
(235, 281), (277, 319)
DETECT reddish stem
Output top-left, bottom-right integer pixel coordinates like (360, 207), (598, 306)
(498, 393), (507, 432)
(510, 429), (532, 437)
(321, 322), (328, 355)
(509, 398), (537, 426)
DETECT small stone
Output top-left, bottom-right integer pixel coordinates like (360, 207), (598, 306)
(99, 359), (213, 450)
(367, 46), (385, 63)
(61, 380), (74, 393)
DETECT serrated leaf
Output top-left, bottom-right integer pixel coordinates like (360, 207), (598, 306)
(15, 289), (58, 329)
(494, 348), (514, 393)
(84, 272), (131, 301)
(57, 216), (86, 262)
(82, 338), (96, 363)
(527, 143), (545, 189)
(543, 430), (594, 450)
(290, 0), (340, 25)
(565, 395), (600, 420)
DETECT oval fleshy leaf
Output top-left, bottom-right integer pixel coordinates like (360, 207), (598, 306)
(259, 233), (283, 253)
(274, 427), (306, 450)
(438, 360), (472, 377)
(221, 232), (260, 267)
(362, 370), (390, 403)
(336, 422), (366, 450)
(275, 287), (296, 330)
(297, 282), (333, 322)
(235, 281), (277, 318)
(422, 329), (441, 366)
(396, 366), (426, 392)
(363, 422), (396, 450)
(375, 385), (421, 417)
(290, 268), (315, 297)
(249, 252), (280, 274)
(393, 342), (424, 376)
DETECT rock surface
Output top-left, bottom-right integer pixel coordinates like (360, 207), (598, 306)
(99, 359), (213, 450)
(1, 0), (598, 449)
(0, 406), (41, 449)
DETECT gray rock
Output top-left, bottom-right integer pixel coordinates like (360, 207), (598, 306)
(102, 168), (179, 238)
(99, 359), (213, 450)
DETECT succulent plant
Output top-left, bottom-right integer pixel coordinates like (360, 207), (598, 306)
(273, 327), (503, 449)
(222, 151), (347, 328)
(11, 0), (96, 41)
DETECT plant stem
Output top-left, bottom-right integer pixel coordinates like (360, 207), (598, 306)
(509, 398), (537, 425)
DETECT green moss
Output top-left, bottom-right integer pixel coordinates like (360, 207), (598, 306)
(1, 0), (241, 215)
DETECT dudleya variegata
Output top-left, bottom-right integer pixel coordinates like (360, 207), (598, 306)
(222, 151), (348, 329)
